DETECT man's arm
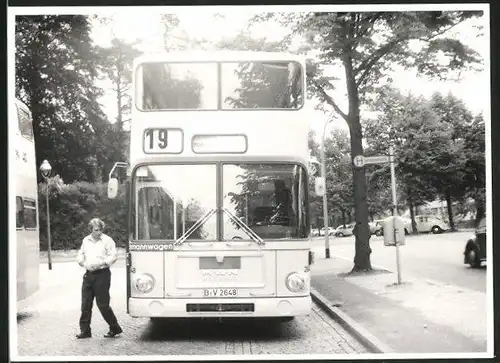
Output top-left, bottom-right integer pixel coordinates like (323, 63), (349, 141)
(76, 240), (86, 267)
(103, 236), (118, 268)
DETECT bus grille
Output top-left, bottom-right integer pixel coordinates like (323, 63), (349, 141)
(186, 303), (255, 312)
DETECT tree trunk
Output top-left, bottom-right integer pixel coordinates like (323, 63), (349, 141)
(341, 210), (346, 225)
(349, 118), (372, 272)
(116, 73), (123, 131)
(337, 22), (371, 272)
(445, 190), (456, 231)
(408, 198), (417, 234)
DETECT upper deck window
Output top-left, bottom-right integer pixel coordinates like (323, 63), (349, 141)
(221, 61), (303, 109)
(16, 105), (34, 140)
(137, 61), (304, 111)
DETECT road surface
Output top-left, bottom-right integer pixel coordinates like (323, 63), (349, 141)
(312, 231), (487, 293)
(15, 260), (368, 358)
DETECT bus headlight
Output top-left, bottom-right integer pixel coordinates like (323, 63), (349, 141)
(285, 272), (305, 292)
(134, 273), (155, 293)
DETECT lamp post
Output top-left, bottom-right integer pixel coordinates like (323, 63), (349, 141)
(39, 160), (52, 270)
(320, 113), (336, 259)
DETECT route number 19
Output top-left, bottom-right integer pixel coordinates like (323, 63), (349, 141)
(143, 128), (183, 154)
(145, 128), (168, 150)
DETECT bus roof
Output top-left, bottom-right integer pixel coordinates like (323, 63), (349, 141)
(134, 51), (305, 65)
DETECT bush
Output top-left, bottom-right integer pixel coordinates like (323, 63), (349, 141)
(38, 182), (128, 251)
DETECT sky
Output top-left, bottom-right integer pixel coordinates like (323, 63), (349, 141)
(89, 5), (489, 139)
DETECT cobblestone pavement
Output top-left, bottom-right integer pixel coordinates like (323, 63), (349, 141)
(15, 262), (368, 357)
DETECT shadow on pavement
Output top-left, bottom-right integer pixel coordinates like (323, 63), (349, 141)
(140, 317), (299, 342)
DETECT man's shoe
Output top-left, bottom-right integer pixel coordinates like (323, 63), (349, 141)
(76, 332), (92, 339)
(104, 327), (123, 338)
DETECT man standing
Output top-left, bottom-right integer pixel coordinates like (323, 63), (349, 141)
(76, 218), (123, 339)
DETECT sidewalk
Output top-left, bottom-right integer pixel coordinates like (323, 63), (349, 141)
(310, 252), (488, 354)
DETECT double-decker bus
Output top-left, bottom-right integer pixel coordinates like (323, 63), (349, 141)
(108, 51), (314, 321)
(13, 99), (40, 305)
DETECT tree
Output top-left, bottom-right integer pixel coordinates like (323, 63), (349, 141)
(323, 129), (354, 225)
(428, 92), (473, 229)
(364, 88), (450, 233)
(97, 38), (142, 131)
(15, 15), (116, 183)
(160, 13), (212, 51)
(252, 11), (482, 271)
(96, 36), (142, 171)
(461, 114), (486, 225)
(308, 130), (323, 228)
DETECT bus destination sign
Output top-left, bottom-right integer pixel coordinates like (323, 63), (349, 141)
(192, 134), (247, 154)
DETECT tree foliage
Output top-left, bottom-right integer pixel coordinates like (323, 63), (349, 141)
(364, 87), (485, 231)
(251, 10), (483, 271)
(461, 113), (486, 225)
(323, 128), (354, 224)
(38, 181), (128, 251)
(15, 15), (120, 183)
(96, 36), (142, 170)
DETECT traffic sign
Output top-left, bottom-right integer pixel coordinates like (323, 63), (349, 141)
(353, 155), (365, 167)
(364, 155), (390, 165)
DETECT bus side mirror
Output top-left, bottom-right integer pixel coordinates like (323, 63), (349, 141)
(108, 178), (119, 199)
(314, 177), (325, 197)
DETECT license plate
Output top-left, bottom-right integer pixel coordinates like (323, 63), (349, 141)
(203, 288), (238, 297)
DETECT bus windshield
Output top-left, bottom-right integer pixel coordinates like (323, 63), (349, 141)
(132, 163), (308, 241)
(223, 163), (308, 240)
(138, 61), (303, 110)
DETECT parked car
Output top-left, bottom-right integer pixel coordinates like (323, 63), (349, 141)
(369, 220), (384, 236)
(320, 227), (335, 236)
(404, 215), (449, 234)
(311, 228), (319, 237)
(463, 217), (486, 268)
(335, 223), (354, 237)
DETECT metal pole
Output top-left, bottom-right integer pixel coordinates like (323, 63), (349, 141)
(389, 146), (401, 284)
(46, 180), (52, 270)
(321, 120), (330, 259)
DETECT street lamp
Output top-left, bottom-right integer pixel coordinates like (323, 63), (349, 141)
(320, 112), (336, 259)
(39, 160), (52, 270)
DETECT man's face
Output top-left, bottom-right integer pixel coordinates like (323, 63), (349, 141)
(91, 226), (102, 240)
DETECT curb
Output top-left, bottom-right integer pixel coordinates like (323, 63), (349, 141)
(310, 287), (394, 354)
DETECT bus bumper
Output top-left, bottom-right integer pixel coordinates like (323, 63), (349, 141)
(128, 295), (311, 318)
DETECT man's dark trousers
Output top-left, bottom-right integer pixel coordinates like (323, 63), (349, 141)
(79, 268), (121, 334)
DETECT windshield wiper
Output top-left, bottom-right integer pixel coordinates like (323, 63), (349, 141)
(175, 208), (216, 246)
(223, 207), (265, 245)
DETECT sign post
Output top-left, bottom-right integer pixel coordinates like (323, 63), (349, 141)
(354, 148), (403, 284)
(389, 146), (403, 284)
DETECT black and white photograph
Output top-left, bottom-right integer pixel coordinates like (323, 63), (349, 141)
(9, 3), (492, 360)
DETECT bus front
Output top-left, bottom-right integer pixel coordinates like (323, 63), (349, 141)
(119, 52), (313, 320)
